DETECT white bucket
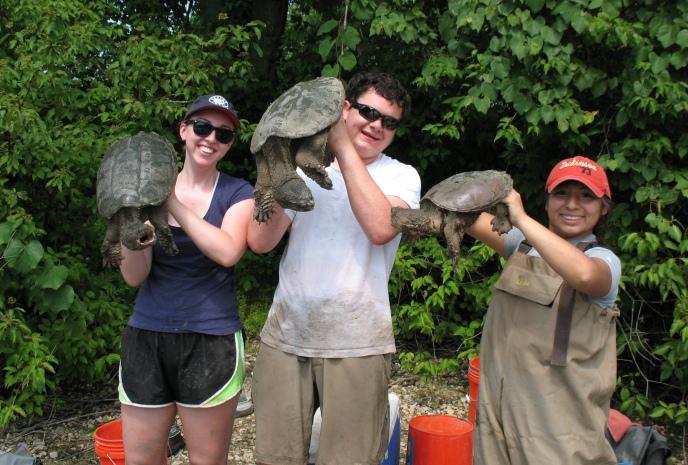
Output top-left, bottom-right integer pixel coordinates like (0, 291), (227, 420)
(308, 392), (401, 465)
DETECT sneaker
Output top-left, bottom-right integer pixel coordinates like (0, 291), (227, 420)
(235, 392), (254, 418)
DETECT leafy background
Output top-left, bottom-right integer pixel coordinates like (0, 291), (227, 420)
(1, 0), (686, 449)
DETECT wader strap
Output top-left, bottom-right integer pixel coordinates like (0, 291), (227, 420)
(550, 241), (596, 367)
(551, 282), (575, 366)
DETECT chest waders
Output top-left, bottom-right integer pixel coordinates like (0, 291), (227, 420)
(474, 243), (619, 465)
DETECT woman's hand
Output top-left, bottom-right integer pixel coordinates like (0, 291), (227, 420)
(502, 189), (527, 228)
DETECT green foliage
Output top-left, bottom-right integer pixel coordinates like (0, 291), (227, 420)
(235, 249), (280, 340)
(0, 0), (259, 427)
(618, 376), (653, 419)
(237, 294), (270, 342)
(0, 308), (57, 426)
(398, 351), (460, 381)
(0, 0), (686, 444)
(402, 0), (688, 431)
(650, 400), (688, 426)
(391, 237), (498, 367)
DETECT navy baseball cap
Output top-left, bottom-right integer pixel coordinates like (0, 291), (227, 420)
(184, 95), (241, 129)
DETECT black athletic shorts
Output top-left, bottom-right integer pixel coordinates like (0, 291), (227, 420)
(118, 326), (244, 407)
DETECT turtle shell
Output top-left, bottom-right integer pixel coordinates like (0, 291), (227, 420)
(423, 170), (513, 212)
(97, 131), (177, 219)
(250, 76), (345, 154)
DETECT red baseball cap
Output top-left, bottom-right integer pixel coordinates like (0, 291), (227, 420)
(545, 155), (611, 199)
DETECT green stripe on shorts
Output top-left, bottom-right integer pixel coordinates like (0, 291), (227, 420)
(199, 330), (245, 407)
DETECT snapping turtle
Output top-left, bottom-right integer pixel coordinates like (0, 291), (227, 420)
(97, 131), (179, 268)
(250, 76), (345, 222)
(391, 170), (513, 264)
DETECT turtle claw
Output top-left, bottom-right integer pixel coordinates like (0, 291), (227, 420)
(101, 240), (122, 269)
(490, 203), (512, 234)
(254, 189), (276, 223)
(295, 131), (333, 190)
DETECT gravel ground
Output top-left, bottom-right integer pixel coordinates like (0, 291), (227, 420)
(0, 349), (469, 465)
(2, 347), (685, 465)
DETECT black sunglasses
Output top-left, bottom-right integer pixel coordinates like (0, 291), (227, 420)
(350, 102), (401, 130)
(185, 119), (236, 144)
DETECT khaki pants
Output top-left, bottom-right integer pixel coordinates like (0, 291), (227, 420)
(253, 343), (391, 465)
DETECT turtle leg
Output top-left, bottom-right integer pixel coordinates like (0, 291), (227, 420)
(490, 202), (512, 234)
(263, 137), (314, 212)
(253, 150), (276, 223)
(148, 205), (178, 256)
(443, 212), (480, 266)
(101, 215), (123, 268)
(294, 130), (333, 190)
(443, 212), (465, 266)
(391, 206), (443, 237)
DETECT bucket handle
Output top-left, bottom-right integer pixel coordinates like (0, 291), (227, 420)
(106, 453), (117, 465)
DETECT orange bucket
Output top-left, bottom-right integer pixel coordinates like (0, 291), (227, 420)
(94, 418), (167, 465)
(405, 415), (473, 465)
(467, 356), (480, 425)
(94, 419), (125, 465)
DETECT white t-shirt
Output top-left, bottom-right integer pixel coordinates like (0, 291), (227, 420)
(260, 154), (421, 357)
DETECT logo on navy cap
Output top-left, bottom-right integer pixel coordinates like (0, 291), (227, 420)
(208, 95), (230, 109)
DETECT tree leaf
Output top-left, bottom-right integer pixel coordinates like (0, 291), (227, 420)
(676, 29), (688, 49)
(525, 0), (545, 13)
(474, 97), (490, 114)
(541, 105), (555, 123)
(317, 19), (339, 36)
(656, 25), (674, 48)
(317, 37), (335, 61)
(338, 51), (357, 71)
(3, 239), (44, 273)
(36, 265), (69, 290)
(490, 58), (510, 79)
(321, 63), (340, 77)
(342, 26), (361, 49)
(41, 285), (75, 313)
(669, 51), (688, 69)
(0, 223), (13, 245)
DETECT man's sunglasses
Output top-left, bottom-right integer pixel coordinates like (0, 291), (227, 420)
(350, 102), (401, 130)
(185, 119), (236, 144)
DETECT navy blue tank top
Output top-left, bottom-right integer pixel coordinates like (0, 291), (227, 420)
(129, 172), (254, 335)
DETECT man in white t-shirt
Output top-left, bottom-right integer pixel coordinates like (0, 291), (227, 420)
(248, 72), (421, 465)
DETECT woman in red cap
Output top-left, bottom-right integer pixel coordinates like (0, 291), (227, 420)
(467, 155), (620, 465)
(117, 95), (254, 465)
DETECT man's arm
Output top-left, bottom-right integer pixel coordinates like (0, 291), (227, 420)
(328, 118), (412, 244)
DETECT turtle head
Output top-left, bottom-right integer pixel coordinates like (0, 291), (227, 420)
(118, 208), (156, 250)
(273, 177), (315, 212)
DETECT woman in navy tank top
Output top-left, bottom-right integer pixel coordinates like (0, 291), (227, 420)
(117, 95), (254, 465)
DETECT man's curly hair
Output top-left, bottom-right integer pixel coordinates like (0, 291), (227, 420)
(346, 72), (411, 121)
